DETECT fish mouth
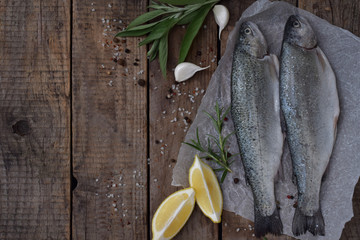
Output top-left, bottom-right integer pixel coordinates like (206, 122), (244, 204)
(259, 51), (270, 59)
(295, 43), (318, 50)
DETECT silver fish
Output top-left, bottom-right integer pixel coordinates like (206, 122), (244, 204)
(279, 15), (340, 236)
(231, 21), (283, 238)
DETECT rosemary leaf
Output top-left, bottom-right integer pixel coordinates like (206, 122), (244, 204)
(115, 27), (154, 37)
(127, 9), (166, 28)
(139, 17), (177, 46)
(158, 33), (169, 78)
(147, 39), (160, 61)
(126, 21), (159, 31)
(115, 0), (219, 78)
(157, 0), (207, 5)
(183, 102), (237, 183)
(176, 9), (199, 25)
(178, 2), (215, 63)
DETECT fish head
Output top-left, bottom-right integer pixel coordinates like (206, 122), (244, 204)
(237, 21), (268, 58)
(283, 15), (317, 49)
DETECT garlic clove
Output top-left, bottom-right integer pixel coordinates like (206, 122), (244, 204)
(212, 5), (229, 40)
(174, 62), (210, 82)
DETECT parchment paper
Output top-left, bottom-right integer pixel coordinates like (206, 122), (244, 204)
(172, 1), (360, 239)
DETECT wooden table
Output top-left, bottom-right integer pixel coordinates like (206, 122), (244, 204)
(0, 0), (359, 239)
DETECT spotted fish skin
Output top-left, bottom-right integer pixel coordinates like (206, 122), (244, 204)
(231, 21), (283, 238)
(279, 15), (340, 236)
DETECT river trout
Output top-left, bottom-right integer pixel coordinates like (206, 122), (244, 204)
(231, 21), (283, 237)
(279, 15), (340, 236)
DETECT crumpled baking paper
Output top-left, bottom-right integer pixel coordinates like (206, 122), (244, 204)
(172, 0), (360, 239)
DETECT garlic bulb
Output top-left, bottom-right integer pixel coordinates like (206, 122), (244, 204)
(212, 5), (229, 40)
(174, 62), (210, 82)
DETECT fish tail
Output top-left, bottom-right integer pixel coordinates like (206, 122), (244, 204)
(292, 207), (325, 236)
(254, 207), (283, 238)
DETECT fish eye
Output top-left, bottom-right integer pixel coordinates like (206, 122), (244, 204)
(244, 27), (252, 35)
(293, 20), (300, 28)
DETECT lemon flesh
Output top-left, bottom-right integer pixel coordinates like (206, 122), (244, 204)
(152, 188), (195, 240)
(189, 155), (223, 223)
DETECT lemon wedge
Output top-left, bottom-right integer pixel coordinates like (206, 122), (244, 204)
(189, 155), (223, 223)
(152, 187), (195, 240)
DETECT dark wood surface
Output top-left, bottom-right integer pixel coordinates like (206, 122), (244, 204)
(0, 0), (71, 239)
(0, 0), (359, 239)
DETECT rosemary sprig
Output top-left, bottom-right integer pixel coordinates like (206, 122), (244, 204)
(115, 0), (219, 78)
(183, 102), (238, 183)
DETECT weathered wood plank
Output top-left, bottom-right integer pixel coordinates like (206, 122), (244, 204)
(149, 10), (219, 240)
(299, 0), (360, 36)
(298, 1), (360, 238)
(0, 0), (71, 239)
(72, 0), (148, 239)
(341, 182), (360, 240)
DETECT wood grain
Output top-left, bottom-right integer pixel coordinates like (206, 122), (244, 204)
(71, 0), (148, 239)
(0, 0), (358, 239)
(148, 10), (219, 240)
(299, 0), (360, 35)
(341, 182), (360, 240)
(0, 0), (71, 239)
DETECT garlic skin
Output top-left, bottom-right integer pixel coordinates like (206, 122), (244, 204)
(212, 5), (229, 40)
(174, 62), (210, 82)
